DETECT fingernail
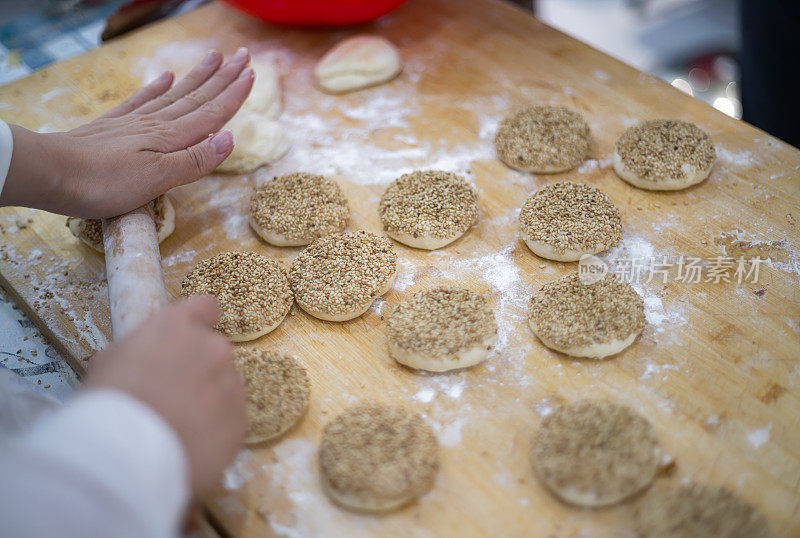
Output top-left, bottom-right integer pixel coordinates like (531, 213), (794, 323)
(210, 130), (234, 155)
(202, 49), (219, 66)
(237, 66), (254, 81)
(231, 47), (248, 63)
(154, 70), (171, 83)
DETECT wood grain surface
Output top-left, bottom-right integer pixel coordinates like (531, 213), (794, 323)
(0, 0), (798, 536)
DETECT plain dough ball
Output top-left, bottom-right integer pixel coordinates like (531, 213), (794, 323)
(66, 195), (175, 253)
(315, 35), (402, 94)
(217, 60), (290, 174)
(532, 399), (661, 508)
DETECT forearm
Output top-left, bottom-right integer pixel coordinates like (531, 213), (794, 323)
(0, 389), (190, 538)
(0, 124), (72, 213)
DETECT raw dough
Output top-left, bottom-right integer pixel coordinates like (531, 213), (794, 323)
(217, 60), (290, 174)
(66, 195), (175, 253)
(634, 483), (774, 538)
(249, 172), (350, 246)
(235, 349), (310, 444)
(495, 105), (590, 173)
(528, 273), (645, 359)
(532, 399), (661, 508)
(180, 251), (293, 341)
(387, 287), (497, 372)
(290, 231), (397, 322)
(315, 35), (402, 94)
(519, 182), (622, 261)
(379, 170), (478, 250)
(613, 119), (715, 190)
(319, 403), (438, 512)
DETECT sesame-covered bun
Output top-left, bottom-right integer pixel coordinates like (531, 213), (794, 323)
(519, 182), (622, 262)
(613, 120), (715, 190)
(495, 105), (590, 173)
(181, 252), (293, 341)
(290, 231), (397, 321)
(378, 170), (478, 250)
(249, 173), (350, 247)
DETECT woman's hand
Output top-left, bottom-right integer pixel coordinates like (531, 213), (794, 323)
(85, 295), (247, 497)
(1, 48), (254, 219)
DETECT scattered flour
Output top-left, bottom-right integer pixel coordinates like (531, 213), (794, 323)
(746, 423), (772, 449)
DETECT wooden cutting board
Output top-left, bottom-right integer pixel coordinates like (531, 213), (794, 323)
(1, 0), (799, 536)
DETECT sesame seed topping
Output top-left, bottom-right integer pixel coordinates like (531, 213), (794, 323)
(319, 403), (438, 507)
(635, 483), (773, 538)
(519, 182), (622, 253)
(387, 287), (497, 357)
(290, 231), (397, 317)
(494, 105), (590, 172)
(250, 173), (350, 243)
(616, 120), (715, 181)
(234, 348), (310, 442)
(529, 273), (645, 349)
(181, 251), (293, 337)
(67, 196), (169, 250)
(532, 399), (660, 507)
(378, 171), (478, 239)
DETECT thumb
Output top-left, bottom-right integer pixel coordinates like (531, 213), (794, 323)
(179, 294), (222, 327)
(163, 130), (234, 186)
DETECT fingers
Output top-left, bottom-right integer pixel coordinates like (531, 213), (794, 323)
(180, 294), (222, 326)
(158, 130), (234, 187)
(154, 47), (251, 122)
(100, 71), (174, 119)
(160, 69), (253, 151)
(134, 50), (224, 115)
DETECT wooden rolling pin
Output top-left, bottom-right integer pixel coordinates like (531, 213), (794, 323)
(102, 203), (167, 340)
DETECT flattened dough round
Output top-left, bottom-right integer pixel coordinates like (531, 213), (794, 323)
(315, 35), (402, 94)
(613, 119), (715, 190)
(528, 273), (645, 359)
(66, 195), (175, 253)
(495, 105), (590, 173)
(235, 349), (310, 444)
(532, 399), (661, 507)
(379, 170), (478, 250)
(634, 483), (774, 538)
(289, 231), (397, 321)
(319, 403), (439, 512)
(180, 251), (293, 341)
(249, 172), (350, 246)
(387, 287), (497, 372)
(519, 182), (622, 261)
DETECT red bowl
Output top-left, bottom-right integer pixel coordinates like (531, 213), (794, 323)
(222, 0), (410, 27)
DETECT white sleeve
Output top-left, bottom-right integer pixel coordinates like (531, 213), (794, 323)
(0, 389), (190, 538)
(0, 120), (13, 196)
